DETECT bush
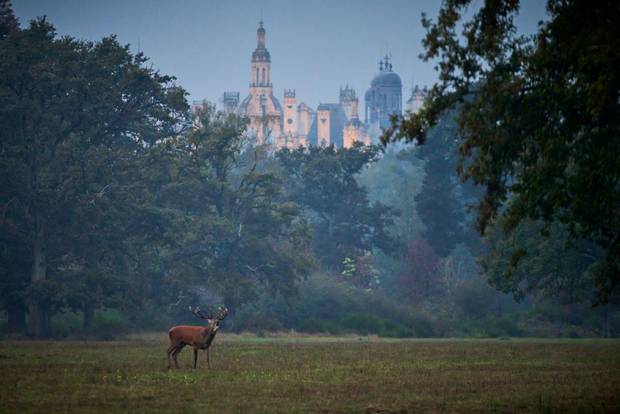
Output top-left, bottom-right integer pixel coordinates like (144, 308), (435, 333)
(341, 313), (384, 335)
(91, 308), (128, 340)
(453, 278), (496, 319)
(50, 311), (82, 339)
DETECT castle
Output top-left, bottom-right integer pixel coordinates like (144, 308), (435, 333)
(213, 21), (426, 149)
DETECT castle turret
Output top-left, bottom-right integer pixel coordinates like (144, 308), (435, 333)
(317, 105), (331, 147)
(238, 20), (283, 146)
(406, 85), (428, 114)
(339, 85), (359, 121)
(297, 102), (313, 147)
(251, 20), (271, 87)
(221, 91), (240, 114)
(283, 89), (297, 137)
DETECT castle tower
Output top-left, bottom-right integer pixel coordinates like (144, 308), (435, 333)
(317, 105), (331, 147)
(252, 20), (271, 87)
(297, 102), (313, 147)
(221, 91), (240, 114)
(406, 85), (428, 114)
(283, 89), (297, 137)
(339, 85), (359, 121)
(238, 20), (283, 146)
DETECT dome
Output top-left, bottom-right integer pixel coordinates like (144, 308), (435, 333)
(371, 71), (402, 88)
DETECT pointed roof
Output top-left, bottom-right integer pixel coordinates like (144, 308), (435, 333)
(252, 20), (270, 62)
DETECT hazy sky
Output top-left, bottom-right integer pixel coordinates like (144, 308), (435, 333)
(14, 0), (547, 110)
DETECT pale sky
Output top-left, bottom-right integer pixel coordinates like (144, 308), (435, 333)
(14, 0), (547, 110)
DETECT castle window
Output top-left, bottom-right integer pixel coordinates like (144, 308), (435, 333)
(262, 67), (265, 83)
(287, 118), (293, 124)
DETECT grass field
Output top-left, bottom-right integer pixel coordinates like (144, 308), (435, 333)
(0, 334), (619, 413)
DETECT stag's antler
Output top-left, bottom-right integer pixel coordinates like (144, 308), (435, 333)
(189, 306), (212, 320)
(215, 306), (229, 321)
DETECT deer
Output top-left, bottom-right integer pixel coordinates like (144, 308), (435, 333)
(167, 305), (229, 369)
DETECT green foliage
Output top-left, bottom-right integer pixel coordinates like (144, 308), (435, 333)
(357, 147), (425, 243)
(232, 272), (436, 337)
(48, 308), (128, 340)
(341, 257), (356, 277)
(0, 18), (189, 336)
(277, 144), (399, 268)
(384, 0), (620, 302)
(152, 106), (313, 310)
(341, 254), (380, 290)
(483, 220), (600, 304)
(413, 113), (483, 257)
(0, 18), (314, 336)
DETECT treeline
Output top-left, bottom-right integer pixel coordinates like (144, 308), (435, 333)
(1, 12), (618, 339)
(0, 18), (398, 337)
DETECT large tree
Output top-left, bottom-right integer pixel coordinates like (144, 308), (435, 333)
(277, 144), (398, 269)
(384, 0), (620, 302)
(0, 19), (188, 336)
(152, 106), (313, 311)
(413, 112), (483, 258)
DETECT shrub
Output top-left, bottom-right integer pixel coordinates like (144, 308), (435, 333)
(91, 308), (128, 340)
(50, 311), (82, 339)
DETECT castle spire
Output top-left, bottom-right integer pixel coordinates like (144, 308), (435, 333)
(257, 20), (265, 49)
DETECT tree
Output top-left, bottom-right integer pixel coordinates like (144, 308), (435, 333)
(341, 254), (380, 291)
(152, 105), (313, 311)
(357, 146), (425, 244)
(482, 220), (600, 305)
(413, 112), (483, 258)
(0, 19), (188, 336)
(384, 0), (620, 302)
(277, 143), (398, 269)
(398, 238), (441, 302)
(0, 0), (18, 37)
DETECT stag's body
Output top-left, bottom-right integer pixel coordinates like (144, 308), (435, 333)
(167, 307), (228, 369)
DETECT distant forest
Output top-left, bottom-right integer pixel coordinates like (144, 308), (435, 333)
(1, 1), (618, 339)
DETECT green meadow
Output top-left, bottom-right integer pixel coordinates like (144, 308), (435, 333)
(1, 335), (619, 413)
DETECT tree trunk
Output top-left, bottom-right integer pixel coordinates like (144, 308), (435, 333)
(7, 302), (26, 333)
(27, 218), (49, 337)
(601, 304), (609, 338)
(83, 303), (95, 331)
(496, 292), (503, 318)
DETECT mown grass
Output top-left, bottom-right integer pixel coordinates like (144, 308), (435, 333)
(0, 334), (619, 413)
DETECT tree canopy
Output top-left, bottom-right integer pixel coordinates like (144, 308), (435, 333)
(383, 0), (620, 302)
(277, 144), (399, 269)
(0, 18), (188, 335)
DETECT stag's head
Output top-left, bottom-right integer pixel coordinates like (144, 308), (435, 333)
(190, 306), (230, 333)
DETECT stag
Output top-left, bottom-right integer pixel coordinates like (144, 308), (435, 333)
(167, 306), (229, 369)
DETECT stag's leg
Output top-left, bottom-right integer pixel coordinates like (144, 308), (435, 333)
(206, 348), (210, 369)
(193, 347), (198, 369)
(171, 343), (185, 369)
(167, 343), (179, 369)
